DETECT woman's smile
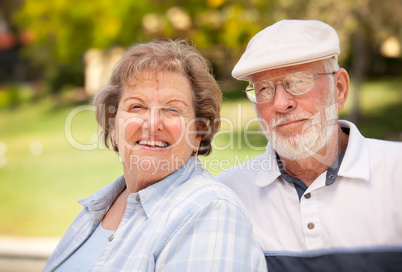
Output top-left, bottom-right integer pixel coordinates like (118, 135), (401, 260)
(136, 140), (169, 149)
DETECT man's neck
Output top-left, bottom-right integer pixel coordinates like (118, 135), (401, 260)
(278, 126), (349, 187)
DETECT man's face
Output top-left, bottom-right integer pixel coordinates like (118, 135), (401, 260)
(249, 60), (338, 160)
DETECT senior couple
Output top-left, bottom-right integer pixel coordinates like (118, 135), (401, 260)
(45, 20), (402, 271)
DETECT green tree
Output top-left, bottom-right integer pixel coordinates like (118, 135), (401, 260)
(14, 0), (154, 92)
(14, 0), (402, 107)
(295, 0), (402, 123)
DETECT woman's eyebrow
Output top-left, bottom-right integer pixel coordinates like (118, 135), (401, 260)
(123, 96), (190, 107)
(165, 99), (189, 107)
(122, 96), (144, 103)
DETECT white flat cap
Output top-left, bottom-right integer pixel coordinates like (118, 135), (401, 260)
(232, 19), (340, 81)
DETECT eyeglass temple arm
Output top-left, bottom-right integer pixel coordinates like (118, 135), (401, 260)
(314, 71), (338, 76)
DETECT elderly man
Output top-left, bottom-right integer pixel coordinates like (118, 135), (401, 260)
(217, 19), (402, 271)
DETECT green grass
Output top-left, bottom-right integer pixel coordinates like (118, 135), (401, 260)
(0, 99), (123, 236)
(0, 78), (401, 237)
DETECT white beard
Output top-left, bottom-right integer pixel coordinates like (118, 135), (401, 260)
(261, 94), (338, 161)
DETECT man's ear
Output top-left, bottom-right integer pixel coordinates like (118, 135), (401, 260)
(335, 68), (349, 110)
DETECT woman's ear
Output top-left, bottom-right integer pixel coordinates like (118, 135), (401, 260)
(193, 120), (209, 152)
(195, 122), (205, 147)
(195, 135), (202, 149)
(109, 123), (117, 147)
(335, 68), (349, 110)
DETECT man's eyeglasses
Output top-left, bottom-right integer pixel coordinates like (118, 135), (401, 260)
(244, 71), (337, 104)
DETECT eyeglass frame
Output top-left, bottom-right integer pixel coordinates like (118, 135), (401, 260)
(244, 71), (338, 104)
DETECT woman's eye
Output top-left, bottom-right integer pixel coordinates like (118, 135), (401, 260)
(170, 108), (180, 114)
(128, 105), (145, 112)
(163, 107), (181, 115)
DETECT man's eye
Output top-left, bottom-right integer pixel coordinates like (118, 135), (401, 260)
(288, 80), (307, 89)
(291, 80), (304, 85)
(260, 86), (270, 91)
(258, 86), (273, 93)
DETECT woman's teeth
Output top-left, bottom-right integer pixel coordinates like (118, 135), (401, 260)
(137, 140), (168, 148)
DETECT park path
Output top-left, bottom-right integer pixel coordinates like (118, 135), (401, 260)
(0, 236), (58, 272)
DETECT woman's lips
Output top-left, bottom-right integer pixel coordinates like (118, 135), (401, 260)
(136, 140), (169, 148)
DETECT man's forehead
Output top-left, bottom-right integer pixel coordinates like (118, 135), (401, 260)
(249, 60), (325, 82)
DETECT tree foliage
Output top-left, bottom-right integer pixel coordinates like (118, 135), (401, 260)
(15, 0), (153, 66)
(13, 0), (402, 92)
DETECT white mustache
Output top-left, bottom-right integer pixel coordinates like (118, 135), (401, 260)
(270, 113), (313, 128)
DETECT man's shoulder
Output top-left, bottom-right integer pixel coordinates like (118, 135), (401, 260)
(365, 137), (402, 155)
(366, 137), (402, 148)
(341, 120), (402, 160)
(216, 151), (280, 190)
(365, 138), (402, 165)
(217, 152), (274, 178)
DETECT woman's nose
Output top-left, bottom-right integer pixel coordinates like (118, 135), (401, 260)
(142, 107), (164, 132)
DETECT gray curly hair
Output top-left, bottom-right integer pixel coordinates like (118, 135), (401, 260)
(93, 39), (222, 156)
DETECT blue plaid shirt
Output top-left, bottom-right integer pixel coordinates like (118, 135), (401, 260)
(44, 157), (267, 271)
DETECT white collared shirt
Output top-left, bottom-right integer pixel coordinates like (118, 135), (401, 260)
(217, 120), (402, 271)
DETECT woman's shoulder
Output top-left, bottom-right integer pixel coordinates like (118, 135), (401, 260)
(171, 169), (249, 216)
(150, 169), (255, 249)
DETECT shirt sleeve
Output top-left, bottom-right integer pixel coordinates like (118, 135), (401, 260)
(155, 199), (268, 272)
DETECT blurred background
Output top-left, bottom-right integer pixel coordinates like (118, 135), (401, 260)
(0, 0), (401, 270)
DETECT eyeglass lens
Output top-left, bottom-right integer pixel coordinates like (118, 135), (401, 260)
(246, 71), (317, 103)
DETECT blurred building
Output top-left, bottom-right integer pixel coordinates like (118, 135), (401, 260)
(84, 47), (125, 96)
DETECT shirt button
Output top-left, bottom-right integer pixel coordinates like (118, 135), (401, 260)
(108, 234), (114, 242)
(135, 195), (141, 202)
(304, 193), (311, 199)
(307, 223), (315, 230)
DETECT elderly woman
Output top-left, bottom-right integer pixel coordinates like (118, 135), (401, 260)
(44, 40), (266, 272)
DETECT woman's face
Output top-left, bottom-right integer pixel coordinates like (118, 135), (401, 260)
(112, 71), (201, 187)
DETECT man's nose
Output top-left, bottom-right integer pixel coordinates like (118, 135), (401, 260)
(272, 83), (297, 113)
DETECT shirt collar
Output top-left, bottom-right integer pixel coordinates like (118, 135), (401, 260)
(337, 120), (370, 181)
(78, 156), (203, 219)
(78, 175), (126, 212)
(254, 143), (282, 188)
(130, 156), (203, 218)
(77, 175), (126, 226)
